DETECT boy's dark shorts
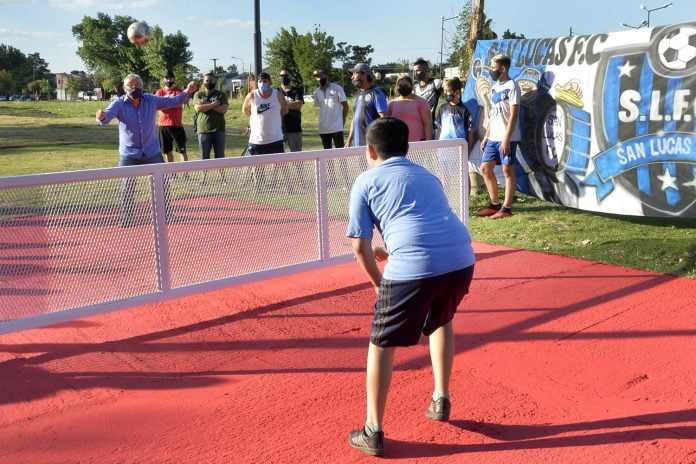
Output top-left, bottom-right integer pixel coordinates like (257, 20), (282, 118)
(370, 264), (475, 347)
(159, 125), (187, 154)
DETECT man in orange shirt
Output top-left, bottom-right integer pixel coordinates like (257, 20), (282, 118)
(155, 70), (188, 163)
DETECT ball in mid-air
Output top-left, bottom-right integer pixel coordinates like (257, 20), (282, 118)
(127, 21), (151, 46)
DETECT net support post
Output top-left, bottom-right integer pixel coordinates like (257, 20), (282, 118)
(460, 141), (470, 227)
(151, 172), (172, 293)
(316, 156), (331, 262)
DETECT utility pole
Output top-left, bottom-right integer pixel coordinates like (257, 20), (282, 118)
(254, 0), (262, 78)
(569, 26), (573, 37)
(210, 58), (219, 72)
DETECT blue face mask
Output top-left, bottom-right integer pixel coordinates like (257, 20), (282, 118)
(259, 82), (270, 92)
(127, 87), (143, 99)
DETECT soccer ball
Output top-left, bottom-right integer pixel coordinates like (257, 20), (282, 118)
(127, 21), (151, 46)
(657, 25), (696, 71)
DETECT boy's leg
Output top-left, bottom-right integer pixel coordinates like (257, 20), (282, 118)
(480, 160), (499, 204)
(502, 163), (516, 208)
(429, 321), (454, 398)
(365, 342), (396, 429)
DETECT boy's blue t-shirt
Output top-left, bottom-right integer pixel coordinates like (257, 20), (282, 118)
(347, 156), (475, 281)
(435, 101), (472, 140)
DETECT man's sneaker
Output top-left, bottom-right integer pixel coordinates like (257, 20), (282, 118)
(348, 427), (384, 456)
(490, 208), (512, 219)
(426, 397), (451, 421)
(475, 203), (502, 217)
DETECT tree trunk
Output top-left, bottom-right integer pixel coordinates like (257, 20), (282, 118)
(467, 0), (484, 68)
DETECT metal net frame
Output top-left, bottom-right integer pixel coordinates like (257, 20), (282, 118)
(0, 139), (469, 334)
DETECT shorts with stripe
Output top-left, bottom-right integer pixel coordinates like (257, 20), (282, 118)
(370, 264), (475, 347)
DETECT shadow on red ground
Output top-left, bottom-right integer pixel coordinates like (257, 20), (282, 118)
(0, 242), (695, 463)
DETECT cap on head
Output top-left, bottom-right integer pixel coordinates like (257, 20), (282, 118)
(313, 68), (328, 77)
(164, 70), (175, 78)
(348, 63), (373, 76)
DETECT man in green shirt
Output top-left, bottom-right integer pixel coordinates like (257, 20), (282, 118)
(193, 73), (228, 159)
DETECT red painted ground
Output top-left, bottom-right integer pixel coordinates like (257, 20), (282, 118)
(0, 242), (695, 463)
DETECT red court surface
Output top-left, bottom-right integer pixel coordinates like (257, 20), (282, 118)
(0, 242), (695, 463)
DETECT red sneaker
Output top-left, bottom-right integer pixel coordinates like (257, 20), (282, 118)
(490, 209), (512, 219)
(475, 204), (502, 217)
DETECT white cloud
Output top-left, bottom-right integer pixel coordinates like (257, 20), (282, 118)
(187, 16), (200, 21)
(0, 28), (64, 39)
(0, 0), (164, 9)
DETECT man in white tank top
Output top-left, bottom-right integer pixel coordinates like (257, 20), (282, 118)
(243, 72), (288, 155)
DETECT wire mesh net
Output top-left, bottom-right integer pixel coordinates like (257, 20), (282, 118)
(0, 177), (160, 322)
(165, 160), (320, 288)
(0, 141), (467, 328)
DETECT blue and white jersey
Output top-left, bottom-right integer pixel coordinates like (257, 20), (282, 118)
(489, 79), (521, 142)
(352, 86), (388, 146)
(436, 102), (473, 140)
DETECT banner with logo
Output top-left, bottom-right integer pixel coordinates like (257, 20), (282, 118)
(463, 21), (696, 217)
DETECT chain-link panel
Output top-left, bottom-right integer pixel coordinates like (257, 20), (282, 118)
(408, 144), (464, 220)
(0, 140), (468, 332)
(0, 177), (159, 322)
(164, 159), (321, 288)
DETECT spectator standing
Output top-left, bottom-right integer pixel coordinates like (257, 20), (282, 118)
(476, 54), (521, 220)
(313, 67), (350, 188)
(278, 68), (304, 152)
(434, 77), (475, 176)
(412, 58), (442, 135)
(312, 68), (349, 149)
(155, 70), (188, 163)
(387, 75), (432, 142)
(346, 63), (388, 147)
(243, 72), (288, 189)
(194, 73), (228, 161)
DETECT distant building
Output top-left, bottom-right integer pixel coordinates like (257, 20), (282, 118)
(55, 71), (93, 101)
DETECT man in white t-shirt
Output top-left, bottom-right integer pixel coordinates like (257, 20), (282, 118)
(313, 67), (351, 188)
(313, 68), (349, 149)
(476, 54), (521, 219)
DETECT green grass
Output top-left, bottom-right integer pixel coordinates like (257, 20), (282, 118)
(1, 100), (695, 279)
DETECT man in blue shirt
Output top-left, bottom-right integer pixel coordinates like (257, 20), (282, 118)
(96, 74), (197, 226)
(345, 63), (388, 147)
(346, 117), (475, 456)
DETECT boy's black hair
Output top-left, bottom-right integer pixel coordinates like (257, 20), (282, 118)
(412, 58), (429, 68)
(443, 77), (462, 92)
(366, 117), (409, 159)
(258, 72), (271, 81)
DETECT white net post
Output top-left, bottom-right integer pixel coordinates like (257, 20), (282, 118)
(316, 155), (331, 261)
(151, 170), (172, 293)
(459, 142), (470, 226)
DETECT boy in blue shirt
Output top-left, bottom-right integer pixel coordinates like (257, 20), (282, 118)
(346, 117), (476, 456)
(435, 77), (475, 176)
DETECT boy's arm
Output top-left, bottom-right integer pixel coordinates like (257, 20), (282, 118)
(351, 237), (382, 294)
(501, 104), (519, 155)
(242, 92), (253, 117)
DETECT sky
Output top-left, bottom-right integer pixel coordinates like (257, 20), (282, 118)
(0, 0), (692, 75)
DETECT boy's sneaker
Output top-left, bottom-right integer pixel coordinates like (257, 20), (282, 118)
(348, 427), (384, 456)
(475, 203), (502, 217)
(490, 207), (512, 219)
(425, 397), (451, 421)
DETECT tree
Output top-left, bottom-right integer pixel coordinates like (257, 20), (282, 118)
(72, 13), (193, 88)
(66, 76), (81, 100)
(0, 69), (14, 95)
(449, 2), (522, 78)
(264, 27), (301, 81)
(502, 29), (526, 39)
(0, 44), (51, 93)
(265, 26), (374, 92)
(39, 79), (52, 99)
(27, 80), (42, 99)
